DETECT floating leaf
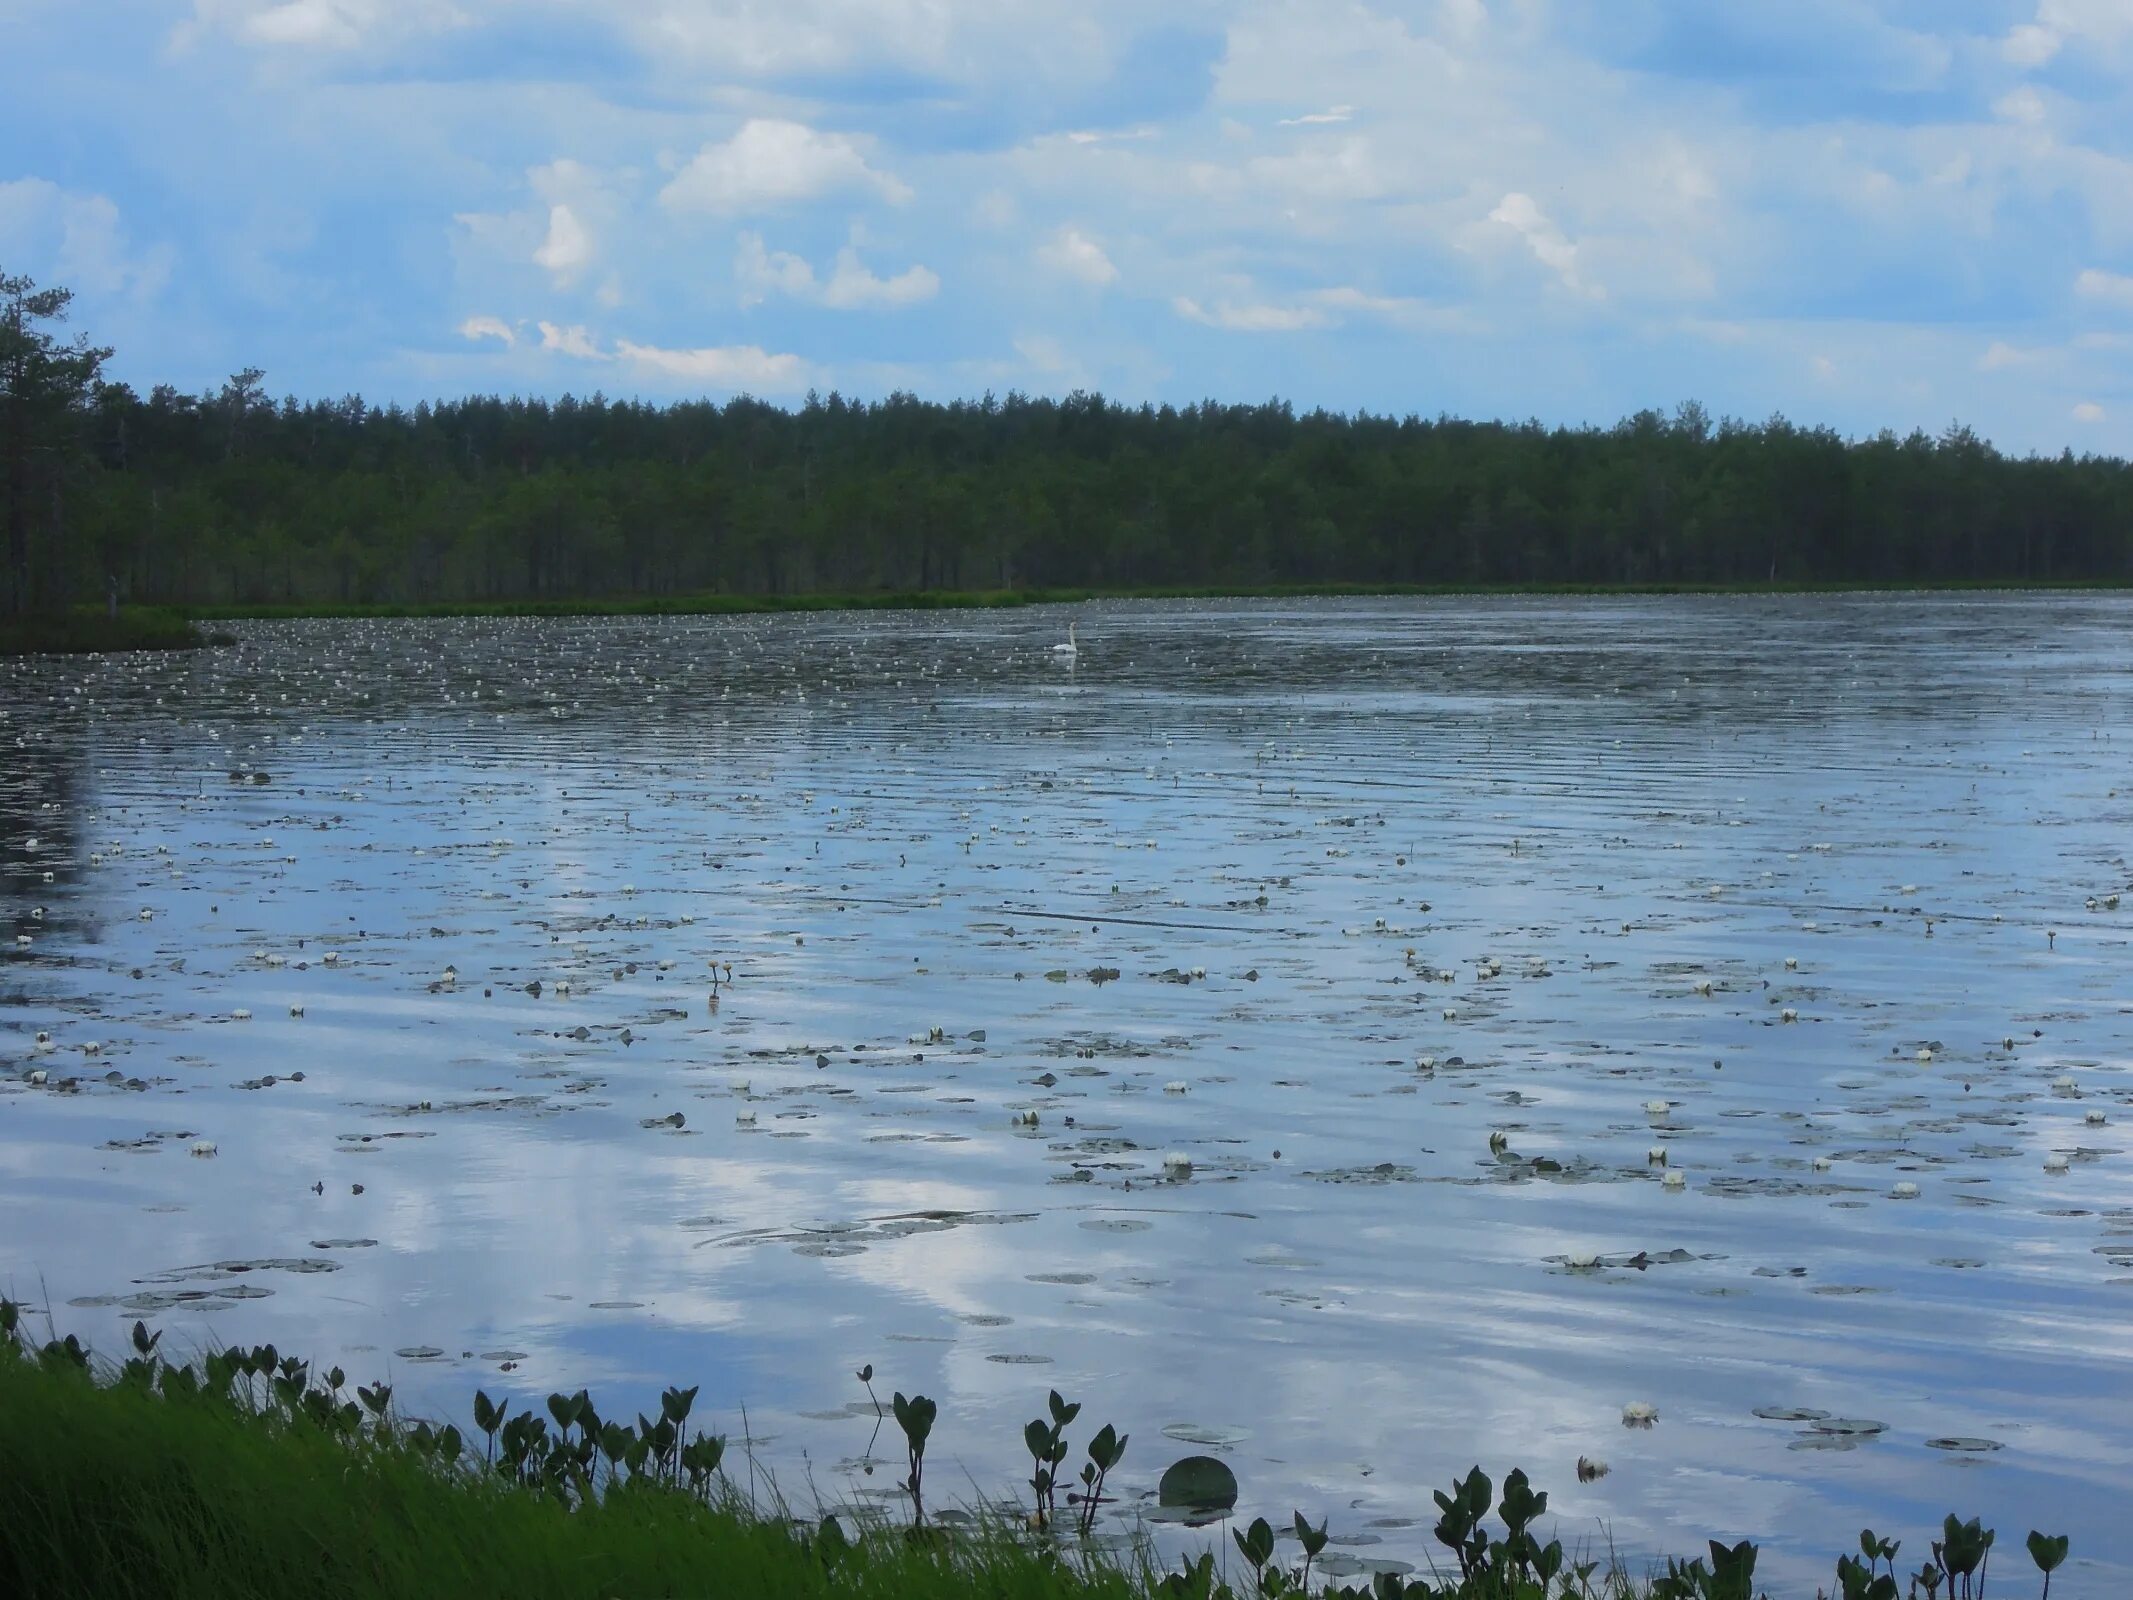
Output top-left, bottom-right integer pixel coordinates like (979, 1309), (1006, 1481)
(1159, 1455), (1239, 1511)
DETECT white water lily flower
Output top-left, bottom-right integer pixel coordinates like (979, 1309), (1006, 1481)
(1644, 1100), (1670, 1116)
(1162, 1151), (1193, 1173)
(190, 1141), (218, 1157)
(1163, 1080), (1188, 1094)
(1891, 1182), (1920, 1199)
(2084, 1110), (2107, 1126)
(1662, 1171), (1686, 1190)
(1622, 1402), (1658, 1427)
(2044, 1153), (2070, 1172)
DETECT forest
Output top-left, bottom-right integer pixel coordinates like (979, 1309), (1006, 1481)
(6, 267), (2132, 615)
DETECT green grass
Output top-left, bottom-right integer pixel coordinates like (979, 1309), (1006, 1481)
(0, 1313), (2077, 1600)
(0, 605), (219, 656)
(182, 575), (2133, 623)
(0, 1353), (1143, 1600)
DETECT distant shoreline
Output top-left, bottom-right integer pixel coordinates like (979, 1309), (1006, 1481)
(5, 581), (2125, 654)
(0, 608), (223, 658)
(180, 576), (2133, 623)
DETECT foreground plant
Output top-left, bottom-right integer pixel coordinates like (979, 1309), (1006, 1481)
(0, 1299), (2089, 1600)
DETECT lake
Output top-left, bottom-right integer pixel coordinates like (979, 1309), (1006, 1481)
(4, 594), (2130, 1592)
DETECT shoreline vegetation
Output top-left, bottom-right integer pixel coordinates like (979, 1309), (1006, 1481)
(0, 605), (217, 657)
(8, 265), (2133, 629)
(175, 575), (2133, 623)
(1, 580), (2129, 655)
(3, 580), (2126, 655)
(0, 1302), (2072, 1600)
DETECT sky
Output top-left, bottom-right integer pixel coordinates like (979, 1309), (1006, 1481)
(4, 0), (2132, 454)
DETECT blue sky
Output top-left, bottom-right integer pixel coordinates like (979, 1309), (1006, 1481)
(5, 0), (2131, 453)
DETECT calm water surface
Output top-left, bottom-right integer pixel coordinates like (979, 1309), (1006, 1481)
(4, 595), (2132, 1592)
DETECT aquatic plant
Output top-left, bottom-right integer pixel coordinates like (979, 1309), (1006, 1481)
(1025, 1388), (1080, 1531)
(0, 1299), (2093, 1600)
(1074, 1419), (1129, 1538)
(892, 1389), (937, 1526)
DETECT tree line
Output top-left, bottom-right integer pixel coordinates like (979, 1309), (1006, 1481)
(5, 267), (2131, 614)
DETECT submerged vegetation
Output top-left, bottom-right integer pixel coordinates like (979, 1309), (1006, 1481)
(6, 267), (2133, 623)
(0, 1301), (2078, 1600)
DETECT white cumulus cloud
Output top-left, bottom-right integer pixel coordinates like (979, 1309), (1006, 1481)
(532, 204), (594, 285)
(457, 314), (516, 345)
(1487, 192), (1598, 299)
(660, 120), (910, 216)
(0, 177), (169, 301)
(735, 233), (818, 306)
(735, 234), (937, 309)
(176, 0), (468, 53)
(536, 321), (604, 359)
(614, 339), (809, 391)
(1277, 106), (1355, 126)
(2002, 1), (2133, 68)
(2072, 401), (2106, 423)
(1036, 227), (1118, 286)
(2076, 268), (2133, 308)
(822, 249), (938, 309)
(1172, 295), (1329, 332)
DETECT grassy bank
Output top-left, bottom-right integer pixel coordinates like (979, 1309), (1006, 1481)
(182, 576), (2133, 623)
(0, 606), (221, 656)
(0, 1305), (2075, 1600)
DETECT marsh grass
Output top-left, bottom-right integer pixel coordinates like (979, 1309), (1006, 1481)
(181, 576), (2133, 624)
(0, 605), (213, 656)
(0, 1340), (1141, 1600)
(0, 1303), (2082, 1600)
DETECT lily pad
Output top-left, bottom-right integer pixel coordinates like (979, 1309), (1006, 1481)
(1157, 1454), (1240, 1511)
(1161, 1423), (1251, 1448)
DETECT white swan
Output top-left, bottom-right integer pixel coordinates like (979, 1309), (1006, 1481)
(1052, 622), (1079, 658)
